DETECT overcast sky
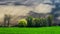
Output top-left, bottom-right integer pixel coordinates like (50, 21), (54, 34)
(0, 0), (60, 5)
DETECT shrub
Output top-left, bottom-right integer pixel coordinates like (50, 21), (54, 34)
(18, 19), (27, 27)
(42, 18), (48, 27)
(39, 18), (47, 27)
(32, 18), (40, 27)
(26, 16), (33, 27)
(32, 18), (48, 27)
(32, 18), (36, 26)
(47, 15), (54, 26)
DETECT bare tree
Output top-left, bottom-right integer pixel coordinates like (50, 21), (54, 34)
(4, 14), (11, 27)
(7, 15), (11, 27)
(4, 14), (8, 27)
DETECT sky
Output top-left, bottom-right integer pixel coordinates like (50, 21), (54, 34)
(0, 0), (60, 14)
(0, 0), (60, 13)
(0, 0), (60, 6)
(0, 0), (60, 20)
(0, 0), (58, 13)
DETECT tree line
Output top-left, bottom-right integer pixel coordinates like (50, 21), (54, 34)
(3, 14), (58, 27)
(18, 15), (56, 27)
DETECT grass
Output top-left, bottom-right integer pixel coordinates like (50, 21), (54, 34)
(0, 26), (60, 34)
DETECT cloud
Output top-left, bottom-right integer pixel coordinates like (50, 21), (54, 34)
(0, 0), (58, 21)
(0, 0), (44, 6)
(34, 3), (54, 13)
(0, 0), (60, 7)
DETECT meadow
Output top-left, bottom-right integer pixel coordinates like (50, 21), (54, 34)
(0, 26), (60, 34)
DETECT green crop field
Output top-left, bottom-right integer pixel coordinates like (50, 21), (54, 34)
(0, 26), (60, 34)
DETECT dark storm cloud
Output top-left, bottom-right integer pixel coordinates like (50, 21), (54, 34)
(0, 0), (60, 6)
(0, 0), (43, 6)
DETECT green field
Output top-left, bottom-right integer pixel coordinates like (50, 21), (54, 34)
(0, 26), (60, 34)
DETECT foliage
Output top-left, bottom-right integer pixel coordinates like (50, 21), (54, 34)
(18, 19), (27, 27)
(32, 18), (48, 27)
(41, 18), (48, 27)
(26, 16), (33, 27)
(47, 15), (54, 26)
(32, 18), (40, 27)
(3, 15), (54, 27)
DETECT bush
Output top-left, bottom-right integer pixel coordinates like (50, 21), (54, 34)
(32, 18), (48, 27)
(47, 15), (54, 26)
(32, 18), (40, 27)
(32, 18), (46, 27)
(26, 16), (33, 27)
(32, 18), (35, 26)
(41, 18), (48, 27)
(18, 19), (27, 27)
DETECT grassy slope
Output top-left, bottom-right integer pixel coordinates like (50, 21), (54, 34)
(0, 26), (60, 34)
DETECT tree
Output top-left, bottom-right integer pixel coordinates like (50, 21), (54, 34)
(4, 14), (7, 27)
(7, 15), (11, 27)
(33, 18), (40, 27)
(18, 19), (27, 27)
(4, 14), (11, 27)
(42, 18), (48, 27)
(47, 15), (54, 26)
(26, 16), (33, 27)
